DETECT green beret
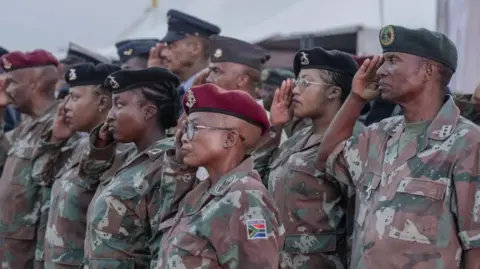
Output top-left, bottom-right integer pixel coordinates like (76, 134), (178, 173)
(379, 25), (458, 71)
(261, 68), (295, 87)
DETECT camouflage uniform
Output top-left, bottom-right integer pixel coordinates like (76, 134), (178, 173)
(0, 102), (59, 269)
(158, 157), (285, 268)
(453, 96), (480, 125)
(82, 128), (196, 269)
(326, 96), (480, 268)
(261, 122), (364, 269)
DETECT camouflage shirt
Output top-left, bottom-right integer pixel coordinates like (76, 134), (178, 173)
(0, 102), (59, 269)
(454, 97), (480, 125)
(158, 157), (285, 269)
(265, 123), (364, 269)
(326, 96), (480, 268)
(83, 134), (196, 269)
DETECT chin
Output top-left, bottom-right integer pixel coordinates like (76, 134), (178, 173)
(183, 155), (202, 168)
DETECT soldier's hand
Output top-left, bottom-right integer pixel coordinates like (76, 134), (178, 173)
(147, 43), (166, 68)
(351, 55), (383, 102)
(0, 75), (11, 108)
(270, 78), (294, 126)
(51, 96), (74, 142)
(97, 120), (114, 147)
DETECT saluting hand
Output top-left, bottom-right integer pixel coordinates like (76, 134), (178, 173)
(270, 78), (294, 126)
(351, 55), (384, 102)
(147, 43), (166, 68)
(51, 96), (73, 142)
(0, 76), (11, 108)
(174, 116), (187, 164)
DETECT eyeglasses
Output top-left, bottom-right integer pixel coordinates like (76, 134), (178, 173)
(294, 78), (337, 89)
(183, 120), (246, 141)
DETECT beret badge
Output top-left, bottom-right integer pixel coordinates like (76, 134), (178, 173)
(68, 68), (77, 81)
(185, 90), (196, 108)
(380, 26), (395, 47)
(213, 48), (223, 58)
(107, 75), (120, 89)
(2, 58), (11, 70)
(123, 49), (133, 56)
(300, 52), (309, 65)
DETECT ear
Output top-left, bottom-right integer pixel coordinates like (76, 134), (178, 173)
(143, 103), (157, 121)
(224, 131), (240, 148)
(98, 94), (111, 112)
(236, 74), (249, 90)
(425, 61), (434, 78)
(326, 86), (341, 100)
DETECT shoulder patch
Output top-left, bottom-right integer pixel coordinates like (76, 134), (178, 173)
(247, 219), (267, 239)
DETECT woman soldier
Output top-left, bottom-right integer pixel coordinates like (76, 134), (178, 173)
(158, 83), (284, 268)
(81, 67), (197, 268)
(257, 48), (365, 268)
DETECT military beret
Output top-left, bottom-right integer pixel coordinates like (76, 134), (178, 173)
(161, 9), (221, 44)
(65, 63), (121, 87)
(61, 42), (111, 65)
(293, 47), (358, 77)
(261, 68), (295, 87)
(115, 39), (159, 63)
(104, 67), (180, 95)
(1, 50), (59, 72)
(209, 35), (270, 71)
(183, 83), (270, 135)
(379, 25), (458, 71)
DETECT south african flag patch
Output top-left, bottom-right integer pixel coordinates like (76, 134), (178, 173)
(247, 219), (267, 240)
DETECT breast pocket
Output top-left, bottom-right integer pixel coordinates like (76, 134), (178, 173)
(100, 188), (139, 236)
(356, 172), (381, 229)
(386, 178), (447, 244)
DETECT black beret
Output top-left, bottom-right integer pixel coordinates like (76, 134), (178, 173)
(261, 68), (295, 86)
(379, 25), (458, 71)
(0, 47), (8, 57)
(65, 63), (121, 87)
(209, 35), (270, 71)
(61, 42), (112, 65)
(115, 39), (160, 63)
(161, 10), (221, 44)
(293, 47), (358, 77)
(104, 67), (180, 95)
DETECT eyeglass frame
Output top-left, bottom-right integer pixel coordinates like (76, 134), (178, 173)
(293, 77), (339, 90)
(183, 120), (246, 142)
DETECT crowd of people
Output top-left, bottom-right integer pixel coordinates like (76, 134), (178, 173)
(0, 8), (479, 269)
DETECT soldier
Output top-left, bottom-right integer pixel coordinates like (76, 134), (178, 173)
(82, 67), (196, 268)
(452, 84), (480, 125)
(158, 83), (284, 268)
(160, 9), (220, 115)
(115, 39), (159, 69)
(0, 47), (22, 132)
(28, 63), (121, 269)
(0, 50), (62, 269)
(258, 48), (364, 268)
(317, 25), (480, 268)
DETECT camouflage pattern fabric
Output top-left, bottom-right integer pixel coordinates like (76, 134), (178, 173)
(453, 96), (480, 125)
(0, 102), (60, 269)
(283, 117), (311, 138)
(82, 132), (196, 269)
(158, 157), (285, 269)
(264, 122), (364, 269)
(326, 96), (480, 268)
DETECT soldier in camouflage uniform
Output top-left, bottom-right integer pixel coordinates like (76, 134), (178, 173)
(82, 67), (196, 269)
(29, 63), (122, 268)
(158, 83), (284, 268)
(0, 50), (63, 269)
(317, 25), (480, 268)
(255, 48), (365, 269)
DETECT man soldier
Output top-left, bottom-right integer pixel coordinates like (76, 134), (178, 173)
(115, 39), (159, 69)
(0, 47), (21, 132)
(317, 25), (480, 268)
(160, 9), (220, 115)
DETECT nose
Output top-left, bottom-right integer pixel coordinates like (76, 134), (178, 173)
(180, 130), (188, 143)
(160, 46), (170, 59)
(106, 108), (115, 122)
(376, 61), (387, 77)
(64, 98), (72, 111)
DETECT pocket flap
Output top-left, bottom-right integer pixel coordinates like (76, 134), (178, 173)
(88, 258), (134, 269)
(396, 178), (447, 200)
(283, 233), (336, 254)
(172, 231), (209, 256)
(0, 224), (36, 240)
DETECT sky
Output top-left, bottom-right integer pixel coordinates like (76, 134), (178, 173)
(0, 0), (437, 56)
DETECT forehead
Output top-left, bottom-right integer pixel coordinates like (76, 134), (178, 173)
(383, 51), (421, 62)
(188, 112), (219, 123)
(298, 68), (329, 79)
(113, 90), (138, 100)
(70, 85), (95, 94)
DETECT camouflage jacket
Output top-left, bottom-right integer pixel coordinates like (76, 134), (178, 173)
(454, 97), (480, 125)
(0, 102), (59, 269)
(326, 96), (480, 269)
(83, 132), (196, 269)
(158, 157), (285, 269)
(264, 123), (364, 269)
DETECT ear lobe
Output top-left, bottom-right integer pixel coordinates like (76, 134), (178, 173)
(144, 104), (157, 121)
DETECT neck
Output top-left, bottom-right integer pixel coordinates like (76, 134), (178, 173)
(29, 96), (55, 119)
(311, 104), (339, 135)
(401, 88), (444, 123)
(134, 126), (165, 152)
(205, 152), (244, 186)
(179, 60), (207, 82)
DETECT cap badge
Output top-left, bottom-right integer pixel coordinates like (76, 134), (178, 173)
(380, 26), (395, 47)
(123, 49), (133, 56)
(213, 49), (223, 58)
(185, 90), (196, 108)
(260, 69), (270, 82)
(300, 52), (309, 65)
(2, 58), (12, 70)
(107, 75), (120, 89)
(68, 68), (77, 81)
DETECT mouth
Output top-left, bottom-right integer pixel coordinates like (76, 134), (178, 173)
(64, 115), (72, 124)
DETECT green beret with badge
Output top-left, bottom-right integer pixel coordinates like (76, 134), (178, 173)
(379, 25), (458, 71)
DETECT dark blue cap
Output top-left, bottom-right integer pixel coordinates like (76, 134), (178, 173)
(115, 39), (160, 63)
(161, 9), (221, 43)
(61, 42), (112, 65)
(65, 63), (121, 87)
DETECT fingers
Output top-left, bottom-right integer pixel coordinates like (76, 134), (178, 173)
(359, 58), (371, 74)
(149, 47), (156, 61)
(365, 56), (380, 74)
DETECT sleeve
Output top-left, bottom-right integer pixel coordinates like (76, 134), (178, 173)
(454, 97), (480, 124)
(252, 125), (282, 181)
(0, 120), (25, 170)
(215, 184), (283, 269)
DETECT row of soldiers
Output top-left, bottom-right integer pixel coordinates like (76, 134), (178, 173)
(1, 8), (480, 269)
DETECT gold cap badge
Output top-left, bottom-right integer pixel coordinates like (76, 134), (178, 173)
(107, 75), (120, 89)
(185, 90), (196, 108)
(2, 58), (12, 70)
(123, 49), (133, 56)
(68, 68), (77, 81)
(213, 48), (223, 58)
(380, 25), (395, 47)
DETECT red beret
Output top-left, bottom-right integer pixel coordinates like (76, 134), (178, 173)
(1, 50), (59, 72)
(183, 83), (270, 135)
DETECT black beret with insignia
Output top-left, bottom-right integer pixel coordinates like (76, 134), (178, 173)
(115, 39), (160, 63)
(210, 35), (270, 71)
(293, 47), (358, 77)
(65, 63), (121, 88)
(161, 9), (221, 44)
(261, 68), (295, 87)
(104, 67), (180, 96)
(379, 25), (458, 71)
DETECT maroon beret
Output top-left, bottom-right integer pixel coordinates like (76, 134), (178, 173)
(1, 50), (59, 72)
(183, 83), (270, 135)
